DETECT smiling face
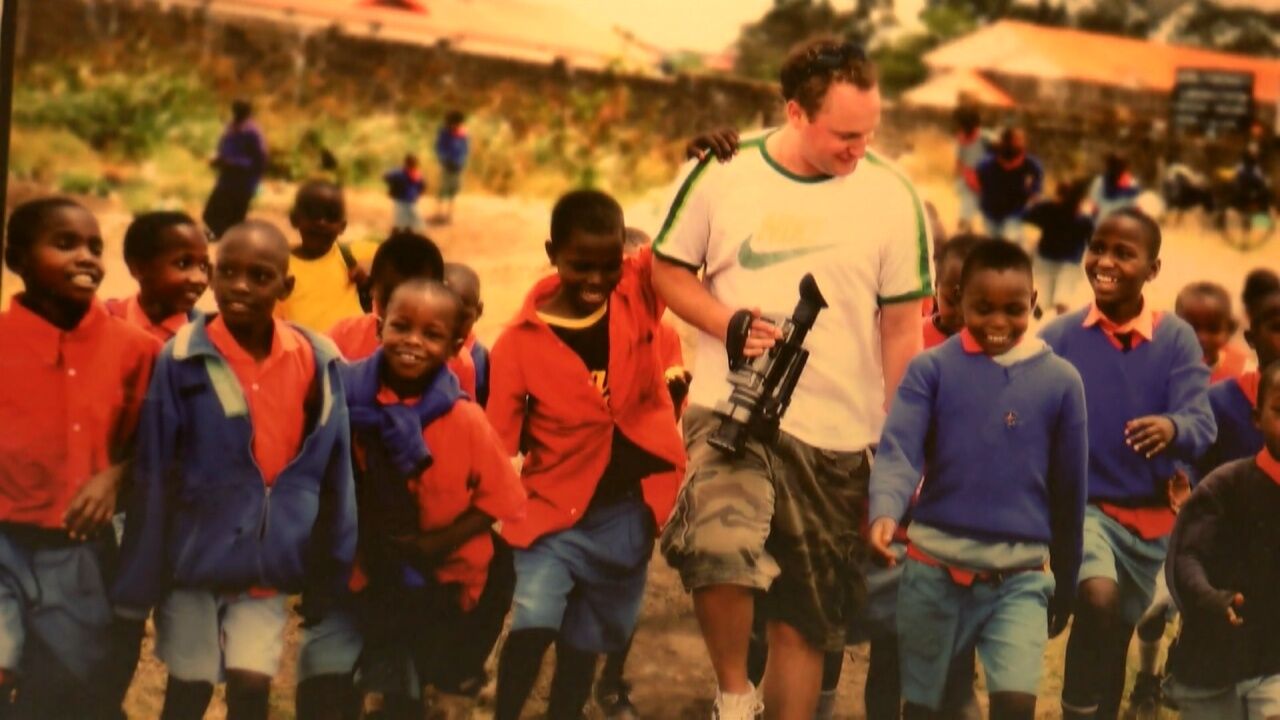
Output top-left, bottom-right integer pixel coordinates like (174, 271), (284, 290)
(18, 205), (105, 310)
(791, 81), (881, 177)
(961, 267), (1036, 356)
(1084, 214), (1160, 316)
(132, 223), (210, 318)
(211, 226), (293, 334)
(546, 229), (623, 317)
(290, 184), (347, 255)
(379, 284), (464, 384)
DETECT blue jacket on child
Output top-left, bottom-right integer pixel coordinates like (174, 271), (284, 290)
(112, 316), (356, 614)
(1040, 308), (1215, 506)
(1194, 378), (1262, 481)
(870, 335), (1089, 592)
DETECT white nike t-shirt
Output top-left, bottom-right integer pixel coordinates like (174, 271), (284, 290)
(652, 132), (933, 451)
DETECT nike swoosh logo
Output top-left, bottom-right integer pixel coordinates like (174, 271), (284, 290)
(737, 235), (835, 269)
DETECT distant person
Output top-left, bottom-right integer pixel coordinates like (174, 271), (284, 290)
(433, 111), (470, 224)
(1232, 147), (1272, 215)
(275, 180), (367, 332)
(1024, 179), (1093, 317)
(977, 127), (1043, 245)
(953, 105), (987, 233)
(1089, 153), (1141, 220)
(1176, 282), (1248, 384)
(384, 153), (427, 233)
(203, 100), (268, 239)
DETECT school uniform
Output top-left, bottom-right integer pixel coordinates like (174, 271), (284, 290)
(113, 315), (356, 683)
(0, 297), (159, 716)
(1165, 452), (1280, 719)
(486, 246), (684, 653)
(384, 167), (427, 231)
(299, 354), (524, 693)
(1208, 344), (1249, 385)
(1041, 303), (1215, 624)
(105, 293), (198, 343)
(871, 331), (1088, 709)
(1196, 373), (1263, 481)
(277, 244), (365, 333)
(977, 153), (1044, 243)
(327, 312), (484, 401)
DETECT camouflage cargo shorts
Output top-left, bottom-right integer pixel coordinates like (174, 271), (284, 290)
(660, 406), (870, 652)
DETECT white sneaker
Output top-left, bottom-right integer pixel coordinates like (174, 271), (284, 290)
(712, 684), (763, 720)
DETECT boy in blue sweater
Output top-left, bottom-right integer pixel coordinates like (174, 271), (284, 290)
(1041, 208), (1216, 720)
(870, 239), (1089, 720)
(113, 220), (357, 720)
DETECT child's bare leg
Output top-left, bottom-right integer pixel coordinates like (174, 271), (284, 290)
(226, 669), (271, 720)
(990, 691), (1036, 720)
(494, 628), (557, 720)
(546, 642), (598, 720)
(1063, 578), (1124, 718)
(160, 678), (215, 720)
(865, 637), (900, 720)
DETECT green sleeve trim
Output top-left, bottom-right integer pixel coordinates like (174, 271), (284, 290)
(865, 151), (932, 298)
(877, 288), (933, 306)
(653, 247), (701, 272)
(653, 158), (714, 252)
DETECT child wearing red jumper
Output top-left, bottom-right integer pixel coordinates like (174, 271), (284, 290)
(0, 197), (160, 718)
(105, 211), (209, 342)
(488, 190), (684, 720)
(301, 280), (524, 718)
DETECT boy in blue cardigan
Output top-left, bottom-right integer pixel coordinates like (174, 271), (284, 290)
(870, 239), (1089, 719)
(113, 221), (357, 720)
(1041, 208), (1216, 720)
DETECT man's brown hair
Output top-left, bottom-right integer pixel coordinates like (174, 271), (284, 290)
(779, 37), (878, 117)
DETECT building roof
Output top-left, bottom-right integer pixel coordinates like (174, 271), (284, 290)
(901, 68), (1015, 109)
(924, 19), (1280, 104)
(159, 0), (665, 72)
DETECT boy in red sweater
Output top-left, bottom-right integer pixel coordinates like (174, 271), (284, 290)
(487, 190), (685, 720)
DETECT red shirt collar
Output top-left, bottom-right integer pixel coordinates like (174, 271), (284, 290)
(1257, 448), (1280, 486)
(1238, 370), (1261, 407)
(996, 152), (1026, 170)
(206, 315), (301, 367)
(959, 328), (983, 354)
(6, 295), (108, 365)
(121, 294), (188, 340)
(1083, 300), (1158, 350)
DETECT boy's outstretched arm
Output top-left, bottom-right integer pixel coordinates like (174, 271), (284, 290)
(1167, 476), (1238, 623)
(1047, 377), (1089, 637)
(867, 356), (937, 563)
(685, 127), (739, 163)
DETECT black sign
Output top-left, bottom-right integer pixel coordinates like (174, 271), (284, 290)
(1171, 68), (1254, 134)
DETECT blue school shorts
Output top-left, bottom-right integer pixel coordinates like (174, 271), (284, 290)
(896, 557), (1054, 710)
(155, 588), (288, 683)
(1079, 505), (1168, 626)
(510, 497), (653, 653)
(0, 525), (136, 713)
(846, 540), (906, 645)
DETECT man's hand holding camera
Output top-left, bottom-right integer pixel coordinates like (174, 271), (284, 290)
(725, 307), (784, 367)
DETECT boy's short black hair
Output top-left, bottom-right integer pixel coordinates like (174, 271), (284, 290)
(1106, 206), (1162, 259)
(370, 231), (445, 307)
(1258, 359), (1280, 411)
(292, 179), (344, 216)
(549, 189), (624, 253)
(935, 232), (985, 268)
(123, 211), (200, 265)
(445, 110), (466, 126)
(386, 278), (465, 337)
(1175, 281), (1233, 316)
(959, 238), (1033, 291)
(4, 196), (85, 273)
(1243, 268), (1280, 317)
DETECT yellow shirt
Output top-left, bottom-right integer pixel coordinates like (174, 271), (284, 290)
(276, 244), (364, 332)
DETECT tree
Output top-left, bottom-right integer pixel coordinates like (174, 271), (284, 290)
(732, 0), (881, 82)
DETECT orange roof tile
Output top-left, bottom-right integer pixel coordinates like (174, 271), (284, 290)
(925, 20), (1280, 104)
(902, 68), (1015, 109)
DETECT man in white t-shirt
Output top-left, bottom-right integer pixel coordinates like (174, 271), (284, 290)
(653, 38), (932, 720)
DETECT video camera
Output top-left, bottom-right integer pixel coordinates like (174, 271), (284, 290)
(709, 273), (828, 456)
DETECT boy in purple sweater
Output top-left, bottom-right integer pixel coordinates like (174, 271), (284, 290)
(1040, 208), (1216, 720)
(870, 239), (1088, 719)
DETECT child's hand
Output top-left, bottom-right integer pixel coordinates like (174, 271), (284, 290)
(63, 465), (124, 540)
(1220, 591), (1245, 626)
(1125, 415), (1176, 458)
(665, 367), (692, 406)
(391, 530), (451, 563)
(868, 518), (899, 567)
(685, 127), (740, 163)
(1167, 470), (1191, 512)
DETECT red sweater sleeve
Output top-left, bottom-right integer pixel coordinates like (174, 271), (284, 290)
(485, 330), (527, 457)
